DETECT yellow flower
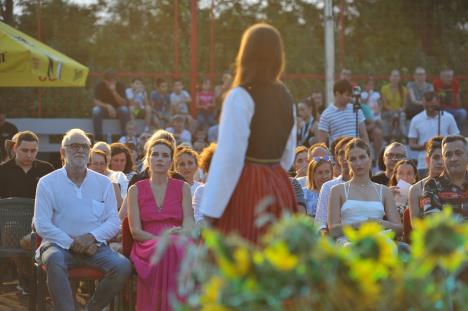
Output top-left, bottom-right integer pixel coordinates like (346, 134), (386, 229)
(344, 222), (398, 279)
(411, 208), (468, 276)
(203, 229), (221, 251)
(200, 276), (225, 305)
(217, 246), (251, 278)
(218, 257), (238, 278)
(264, 241), (299, 271)
(201, 306), (231, 311)
(253, 250), (264, 265)
(233, 247), (250, 276)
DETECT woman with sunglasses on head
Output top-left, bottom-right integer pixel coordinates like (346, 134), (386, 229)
(296, 143), (329, 187)
(328, 138), (402, 241)
(303, 158), (333, 217)
(199, 23), (298, 243)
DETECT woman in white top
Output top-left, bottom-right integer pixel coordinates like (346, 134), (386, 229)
(91, 142), (129, 200)
(88, 149), (124, 209)
(174, 146), (200, 196)
(328, 138), (402, 239)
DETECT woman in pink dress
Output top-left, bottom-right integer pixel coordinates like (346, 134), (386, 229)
(127, 138), (194, 311)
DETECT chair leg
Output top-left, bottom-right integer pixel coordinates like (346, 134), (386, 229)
(37, 266), (46, 311)
(130, 275), (135, 311)
(109, 295), (115, 311)
(29, 262), (37, 311)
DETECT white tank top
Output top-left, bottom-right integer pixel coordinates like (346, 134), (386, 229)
(341, 182), (385, 225)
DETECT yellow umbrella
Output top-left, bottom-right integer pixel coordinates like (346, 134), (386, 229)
(0, 20), (88, 87)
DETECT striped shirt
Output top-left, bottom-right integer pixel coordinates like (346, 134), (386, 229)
(318, 103), (365, 143)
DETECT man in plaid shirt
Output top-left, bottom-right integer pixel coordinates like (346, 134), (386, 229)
(422, 135), (468, 220)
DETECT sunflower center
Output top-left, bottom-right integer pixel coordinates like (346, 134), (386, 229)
(355, 237), (380, 260)
(425, 224), (463, 255)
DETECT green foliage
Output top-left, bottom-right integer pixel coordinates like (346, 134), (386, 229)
(1, 0), (467, 117)
(177, 211), (468, 311)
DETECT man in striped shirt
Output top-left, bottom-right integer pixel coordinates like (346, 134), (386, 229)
(317, 79), (369, 145)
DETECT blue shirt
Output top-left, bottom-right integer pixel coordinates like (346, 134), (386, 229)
(302, 187), (320, 217)
(151, 90), (171, 113)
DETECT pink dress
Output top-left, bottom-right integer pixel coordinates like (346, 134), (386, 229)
(130, 178), (186, 311)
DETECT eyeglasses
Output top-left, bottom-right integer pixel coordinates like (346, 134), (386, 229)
(66, 143), (91, 151)
(311, 155), (332, 162)
(384, 153), (406, 160)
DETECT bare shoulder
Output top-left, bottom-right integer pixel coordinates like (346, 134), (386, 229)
(183, 182), (191, 191)
(128, 184), (138, 196)
(377, 183), (392, 197)
(409, 179), (423, 195)
(181, 182), (192, 195)
(330, 183), (344, 196)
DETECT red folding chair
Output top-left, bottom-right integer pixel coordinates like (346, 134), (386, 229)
(121, 217), (135, 311)
(33, 234), (116, 311)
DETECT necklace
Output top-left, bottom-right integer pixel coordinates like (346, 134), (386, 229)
(351, 180), (373, 188)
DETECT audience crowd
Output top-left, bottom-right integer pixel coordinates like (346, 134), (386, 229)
(0, 65), (467, 310)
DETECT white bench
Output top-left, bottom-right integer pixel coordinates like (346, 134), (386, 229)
(9, 118), (145, 152)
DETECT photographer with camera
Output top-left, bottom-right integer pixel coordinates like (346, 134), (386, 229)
(318, 79), (369, 145)
(408, 91), (459, 177)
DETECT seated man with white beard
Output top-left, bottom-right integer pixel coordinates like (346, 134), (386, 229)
(33, 128), (131, 311)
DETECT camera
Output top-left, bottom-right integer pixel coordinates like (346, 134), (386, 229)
(352, 85), (361, 112)
(352, 85), (362, 98)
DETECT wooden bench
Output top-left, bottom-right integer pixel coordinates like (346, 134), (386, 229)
(8, 118), (145, 152)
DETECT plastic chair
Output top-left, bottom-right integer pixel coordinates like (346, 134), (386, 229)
(0, 197), (36, 311)
(403, 207), (413, 244)
(34, 234), (116, 311)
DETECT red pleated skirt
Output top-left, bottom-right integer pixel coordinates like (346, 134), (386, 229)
(215, 161), (298, 244)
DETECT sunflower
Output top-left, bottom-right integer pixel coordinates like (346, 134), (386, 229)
(217, 246), (251, 278)
(264, 241), (299, 271)
(200, 276), (232, 311)
(411, 208), (468, 276)
(344, 222), (398, 279)
(341, 222), (398, 302)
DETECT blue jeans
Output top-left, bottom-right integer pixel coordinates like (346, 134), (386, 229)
(91, 106), (130, 141)
(444, 108), (467, 130)
(40, 242), (131, 311)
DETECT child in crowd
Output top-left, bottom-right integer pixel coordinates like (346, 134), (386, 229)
(166, 114), (192, 145)
(119, 121), (139, 145)
(170, 80), (191, 115)
(170, 80), (194, 131)
(192, 126), (209, 153)
(196, 78), (216, 127)
(150, 78), (171, 129)
(126, 78), (151, 131)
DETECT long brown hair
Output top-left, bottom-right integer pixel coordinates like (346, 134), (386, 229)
(306, 159), (333, 190)
(345, 138), (371, 160)
(231, 23), (285, 88)
(110, 142), (134, 173)
(144, 139), (175, 174)
(388, 159), (419, 187)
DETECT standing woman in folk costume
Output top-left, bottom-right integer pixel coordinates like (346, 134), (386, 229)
(199, 23), (298, 243)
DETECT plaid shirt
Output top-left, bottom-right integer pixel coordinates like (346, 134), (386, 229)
(422, 172), (468, 220)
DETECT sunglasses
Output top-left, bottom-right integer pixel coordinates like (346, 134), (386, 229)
(311, 155), (333, 163)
